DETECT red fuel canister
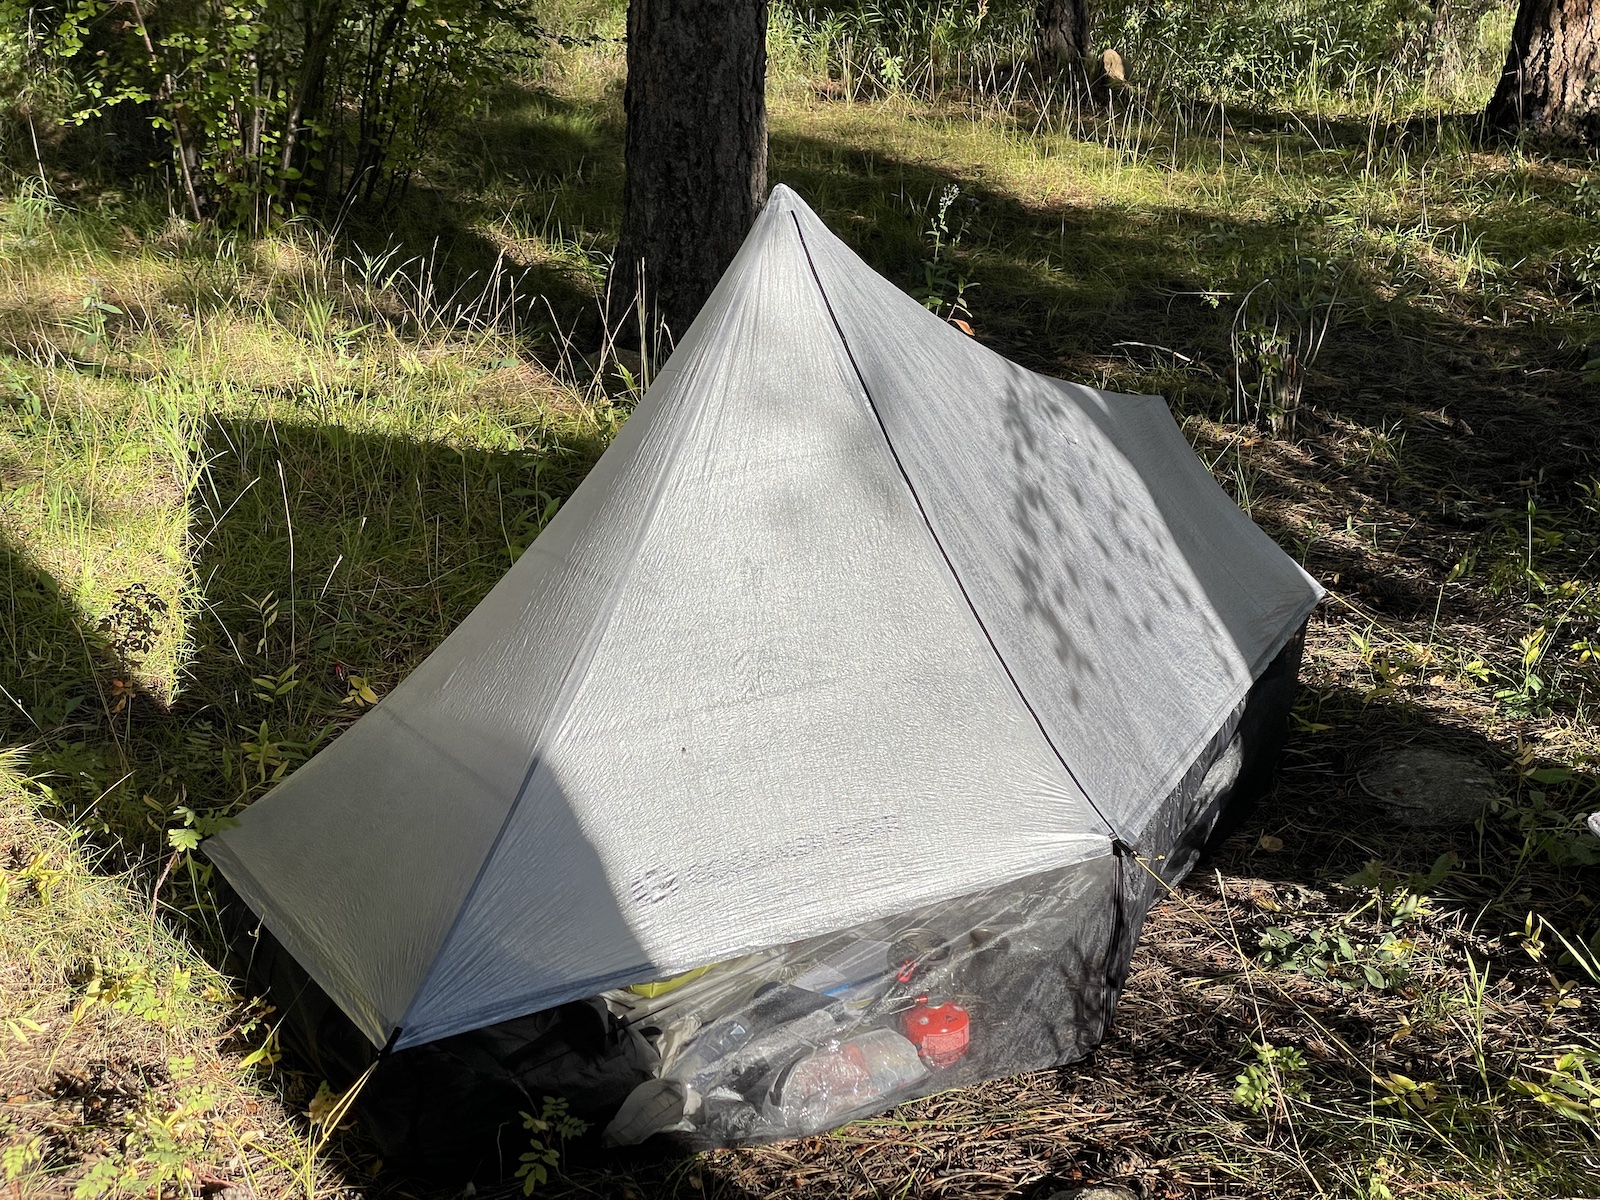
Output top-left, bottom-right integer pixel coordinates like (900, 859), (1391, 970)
(901, 997), (970, 1068)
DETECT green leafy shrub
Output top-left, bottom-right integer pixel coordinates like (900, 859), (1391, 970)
(1, 0), (543, 224)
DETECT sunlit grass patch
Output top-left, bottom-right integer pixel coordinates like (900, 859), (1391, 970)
(0, 753), (356, 1199)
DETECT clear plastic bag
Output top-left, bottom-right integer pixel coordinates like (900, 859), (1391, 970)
(601, 856), (1117, 1145)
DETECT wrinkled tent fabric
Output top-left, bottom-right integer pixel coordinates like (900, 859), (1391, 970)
(205, 186), (1323, 1064)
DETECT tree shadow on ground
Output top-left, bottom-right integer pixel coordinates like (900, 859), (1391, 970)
(0, 530), (147, 784)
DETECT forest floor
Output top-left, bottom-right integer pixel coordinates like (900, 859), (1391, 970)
(4, 36), (1600, 1200)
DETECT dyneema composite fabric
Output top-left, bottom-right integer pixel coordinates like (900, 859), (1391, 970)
(206, 185), (1322, 1164)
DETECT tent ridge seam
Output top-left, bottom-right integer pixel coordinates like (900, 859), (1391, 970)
(786, 209), (1124, 845)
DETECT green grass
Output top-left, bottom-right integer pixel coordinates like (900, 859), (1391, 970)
(4, 19), (1600, 1200)
(0, 755), (353, 1199)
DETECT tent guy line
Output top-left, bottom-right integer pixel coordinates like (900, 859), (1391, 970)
(788, 207), (1125, 848)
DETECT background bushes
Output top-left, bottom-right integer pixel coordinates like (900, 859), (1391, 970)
(0, 0), (543, 224)
(766, 0), (1513, 107)
(0, 0), (1518, 225)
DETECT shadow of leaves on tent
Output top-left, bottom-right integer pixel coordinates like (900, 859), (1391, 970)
(999, 366), (1244, 683)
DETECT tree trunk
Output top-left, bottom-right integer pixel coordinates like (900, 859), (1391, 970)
(280, 0), (341, 180)
(1484, 0), (1600, 141)
(615, 0), (768, 349)
(1035, 0), (1091, 75)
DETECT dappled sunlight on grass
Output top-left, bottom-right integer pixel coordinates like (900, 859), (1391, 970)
(0, 758), (349, 1199)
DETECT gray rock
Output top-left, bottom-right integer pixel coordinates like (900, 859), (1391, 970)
(1043, 1187), (1137, 1200)
(1358, 747), (1499, 828)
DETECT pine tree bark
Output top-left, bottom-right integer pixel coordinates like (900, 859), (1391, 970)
(1485, 0), (1600, 141)
(1035, 0), (1092, 75)
(615, 0), (768, 348)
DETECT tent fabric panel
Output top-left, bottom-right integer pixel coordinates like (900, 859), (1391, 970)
(203, 190), (789, 1048)
(398, 202), (1111, 1048)
(783, 192), (1322, 830)
(1103, 625), (1309, 1048)
(1062, 390), (1322, 831)
(201, 702), (552, 1048)
(202, 395), (685, 1049)
(1127, 623), (1308, 885)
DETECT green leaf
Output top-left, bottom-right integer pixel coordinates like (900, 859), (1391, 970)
(73, 1159), (127, 1200)
(168, 827), (203, 852)
(1528, 767), (1573, 785)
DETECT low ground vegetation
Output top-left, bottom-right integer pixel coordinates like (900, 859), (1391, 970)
(3, 5), (1600, 1198)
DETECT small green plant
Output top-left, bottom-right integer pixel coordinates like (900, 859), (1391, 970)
(67, 290), (122, 363)
(1234, 1041), (1309, 1113)
(502, 478), (564, 564)
(11, 847), (68, 906)
(913, 183), (977, 325)
(340, 673), (382, 709)
(74, 960), (192, 1024)
(1574, 175), (1600, 219)
(246, 591), (281, 657)
(1494, 627), (1553, 718)
(1522, 911), (1600, 988)
(2, 1135), (44, 1184)
(1510, 1046), (1600, 1124)
(1562, 242), (1600, 299)
(1489, 772), (1600, 872)
(237, 720), (312, 785)
(1257, 921), (1415, 991)
(72, 1085), (218, 1199)
(878, 49), (906, 91)
(1231, 322), (1300, 432)
(166, 803), (236, 853)
(250, 663), (303, 712)
(1373, 1070), (1463, 1117)
(1343, 852), (1461, 901)
(515, 1096), (588, 1195)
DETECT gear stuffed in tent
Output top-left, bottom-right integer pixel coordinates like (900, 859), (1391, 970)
(206, 185), (1323, 1177)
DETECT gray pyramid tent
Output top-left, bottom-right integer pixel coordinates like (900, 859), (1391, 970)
(207, 185), (1321, 1159)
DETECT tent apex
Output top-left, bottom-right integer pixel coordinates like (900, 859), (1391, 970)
(765, 182), (803, 212)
